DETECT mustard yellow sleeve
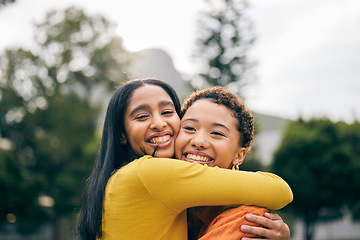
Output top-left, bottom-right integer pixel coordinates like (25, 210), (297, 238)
(138, 156), (293, 213)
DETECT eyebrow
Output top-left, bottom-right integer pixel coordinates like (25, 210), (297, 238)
(182, 118), (198, 123)
(129, 100), (174, 117)
(159, 100), (174, 107)
(182, 118), (230, 131)
(129, 104), (149, 117)
(212, 122), (230, 131)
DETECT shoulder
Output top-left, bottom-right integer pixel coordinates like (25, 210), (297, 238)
(138, 155), (198, 170)
(137, 156), (218, 184)
(108, 156), (196, 182)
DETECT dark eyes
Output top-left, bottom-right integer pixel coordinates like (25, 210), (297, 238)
(162, 110), (175, 115)
(182, 126), (226, 137)
(184, 126), (196, 131)
(134, 109), (175, 120)
(135, 114), (150, 120)
(211, 131), (225, 137)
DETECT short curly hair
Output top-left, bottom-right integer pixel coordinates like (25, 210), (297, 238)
(181, 86), (254, 151)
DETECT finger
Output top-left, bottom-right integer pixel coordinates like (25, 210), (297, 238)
(241, 224), (273, 238)
(246, 213), (286, 234)
(242, 237), (266, 240)
(242, 224), (285, 240)
(246, 214), (273, 228)
(264, 212), (282, 221)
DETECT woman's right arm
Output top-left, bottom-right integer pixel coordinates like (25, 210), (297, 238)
(139, 157), (293, 213)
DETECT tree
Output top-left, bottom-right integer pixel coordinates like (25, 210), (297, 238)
(191, 0), (256, 98)
(271, 118), (356, 240)
(336, 121), (360, 220)
(0, 7), (130, 238)
(0, 150), (46, 233)
(189, 0), (263, 174)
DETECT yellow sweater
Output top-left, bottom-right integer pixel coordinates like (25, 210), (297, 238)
(102, 156), (293, 240)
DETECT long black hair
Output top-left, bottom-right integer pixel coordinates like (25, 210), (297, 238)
(77, 79), (181, 240)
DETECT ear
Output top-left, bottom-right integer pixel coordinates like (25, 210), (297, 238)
(120, 134), (127, 145)
(232, 147), (246, 166)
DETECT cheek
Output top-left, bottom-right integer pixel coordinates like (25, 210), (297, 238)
(214, 148), (233, 168)
(127, 135), (140, 151)
(171, 118), (181, 136)
(174, 132), (186, 157)
(215, 143), (233, 159)
(126, 125), (146, 146)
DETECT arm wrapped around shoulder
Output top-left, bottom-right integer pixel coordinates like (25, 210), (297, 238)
(139, 157), (293, 211)
(254, 171), (293, 210)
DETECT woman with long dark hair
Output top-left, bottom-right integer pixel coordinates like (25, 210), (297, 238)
(77, 79), (292, 240)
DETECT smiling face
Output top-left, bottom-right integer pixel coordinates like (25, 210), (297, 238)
(124, 84), (180, 158)
(175, 99), (246, 169)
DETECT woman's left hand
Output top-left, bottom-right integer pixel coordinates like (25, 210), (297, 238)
(240, 212), (290, 240)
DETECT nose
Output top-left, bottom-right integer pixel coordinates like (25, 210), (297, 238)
(150, 114), (167, 130)
(190, 131), (209, 149)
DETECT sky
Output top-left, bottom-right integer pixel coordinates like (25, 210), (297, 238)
(0, 0), (359, 123)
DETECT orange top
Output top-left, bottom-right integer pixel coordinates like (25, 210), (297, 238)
(197, 205), (269, 239)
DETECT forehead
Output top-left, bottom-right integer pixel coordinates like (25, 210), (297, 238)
(184, 99), (237, 129)
(128, 85), (173, 106)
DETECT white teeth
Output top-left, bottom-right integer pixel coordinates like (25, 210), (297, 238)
(149, 135), (170, 144)
(186, 153), (211, 162)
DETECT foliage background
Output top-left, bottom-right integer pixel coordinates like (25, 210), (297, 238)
(1, 1), (360, 240)
(0, 7), (129, 239)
